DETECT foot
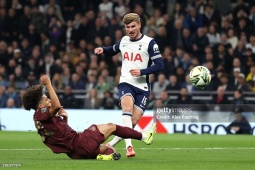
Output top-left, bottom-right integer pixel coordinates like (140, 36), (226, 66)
(143, 122), (156, 145)
(126, 146), (136, 157)
(96, 153), (121, 161)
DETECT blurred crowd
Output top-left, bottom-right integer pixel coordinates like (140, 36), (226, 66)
(0, 0), (255, 109)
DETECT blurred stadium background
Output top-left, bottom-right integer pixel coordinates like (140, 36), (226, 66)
(0, 0), (255, 109)
(0, 0), (255, 169)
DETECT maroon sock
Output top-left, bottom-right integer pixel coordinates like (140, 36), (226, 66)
(113, 125), (142, 140)
(103, 148), (114, 155)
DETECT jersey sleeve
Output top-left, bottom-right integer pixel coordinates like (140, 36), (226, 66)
(140, 39), (164, 75)
(102, 41), (121, 56)
(34, 107), (51, 121)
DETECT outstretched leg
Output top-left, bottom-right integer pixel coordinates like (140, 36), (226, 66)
(95, 123), (156, 161)
(107, 95), (134, 147)
(96, 123), (156, 145)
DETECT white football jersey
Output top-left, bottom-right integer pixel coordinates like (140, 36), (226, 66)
(112, 35), (161, 91)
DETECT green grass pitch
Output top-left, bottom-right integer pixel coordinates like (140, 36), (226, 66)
(0, 131), (255, 170)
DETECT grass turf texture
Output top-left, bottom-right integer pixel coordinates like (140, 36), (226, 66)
(0, 132), (255, 170)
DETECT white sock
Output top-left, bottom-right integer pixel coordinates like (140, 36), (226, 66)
(108, 136), (122, 147)
(108, 112), (133, 147)
(122, 112), (133, 149)
(141, 133), (147, 140)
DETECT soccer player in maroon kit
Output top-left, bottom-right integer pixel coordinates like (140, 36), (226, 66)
(22, 75), (156, 160)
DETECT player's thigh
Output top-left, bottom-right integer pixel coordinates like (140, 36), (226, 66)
(118, 83), (135, 111)
(133, 90), (150, 113)
(132, 91), (149, 124)
(72, 125), (106, 159)
(121, 95), (134, 110)
(97, 123), (116, 140)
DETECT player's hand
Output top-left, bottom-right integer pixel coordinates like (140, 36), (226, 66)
(94, 47), (104, 54)
(40, 75), (51, 86)
(58, 106), (68, 118)
(35, 121), (44, 130)
(130, 69), (141, 77)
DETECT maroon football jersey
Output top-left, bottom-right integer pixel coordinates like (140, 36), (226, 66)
(34, 106), (77, 154)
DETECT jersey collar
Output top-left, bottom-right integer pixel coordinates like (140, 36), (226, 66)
(130, 34), (144, 42)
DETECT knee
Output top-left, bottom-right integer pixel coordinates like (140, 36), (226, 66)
(122, 107), (133, 113)
(121, 97), (134, 113)
(107, 123), (116, 132)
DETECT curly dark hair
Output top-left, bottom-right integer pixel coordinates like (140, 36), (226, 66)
(22, 85), (43, 111)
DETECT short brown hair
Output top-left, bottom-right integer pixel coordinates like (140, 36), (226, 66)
(123, 13), (140, 25)
(22, 85), (43, 111)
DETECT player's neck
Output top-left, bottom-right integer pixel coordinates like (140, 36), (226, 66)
(130, 33), (142, 41)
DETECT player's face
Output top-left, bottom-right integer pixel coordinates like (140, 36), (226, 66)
(125, 21), (141, 40)
(39, 94), (51, 108)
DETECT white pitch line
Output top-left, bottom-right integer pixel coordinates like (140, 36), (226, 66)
(1, 148), (255, 151)
(138, 148), (255, 150)
(0, 148), (47, 151)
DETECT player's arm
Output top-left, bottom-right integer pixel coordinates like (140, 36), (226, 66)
(40, 75), (61, 116)
(140, 40), (164, 75)
(94, 41), (121, 56)
(58, 107), (68, 123)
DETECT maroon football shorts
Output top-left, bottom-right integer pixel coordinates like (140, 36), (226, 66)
(67, 124), (105, 159)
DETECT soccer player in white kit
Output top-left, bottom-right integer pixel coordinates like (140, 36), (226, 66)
(94, 13), (164, 157)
